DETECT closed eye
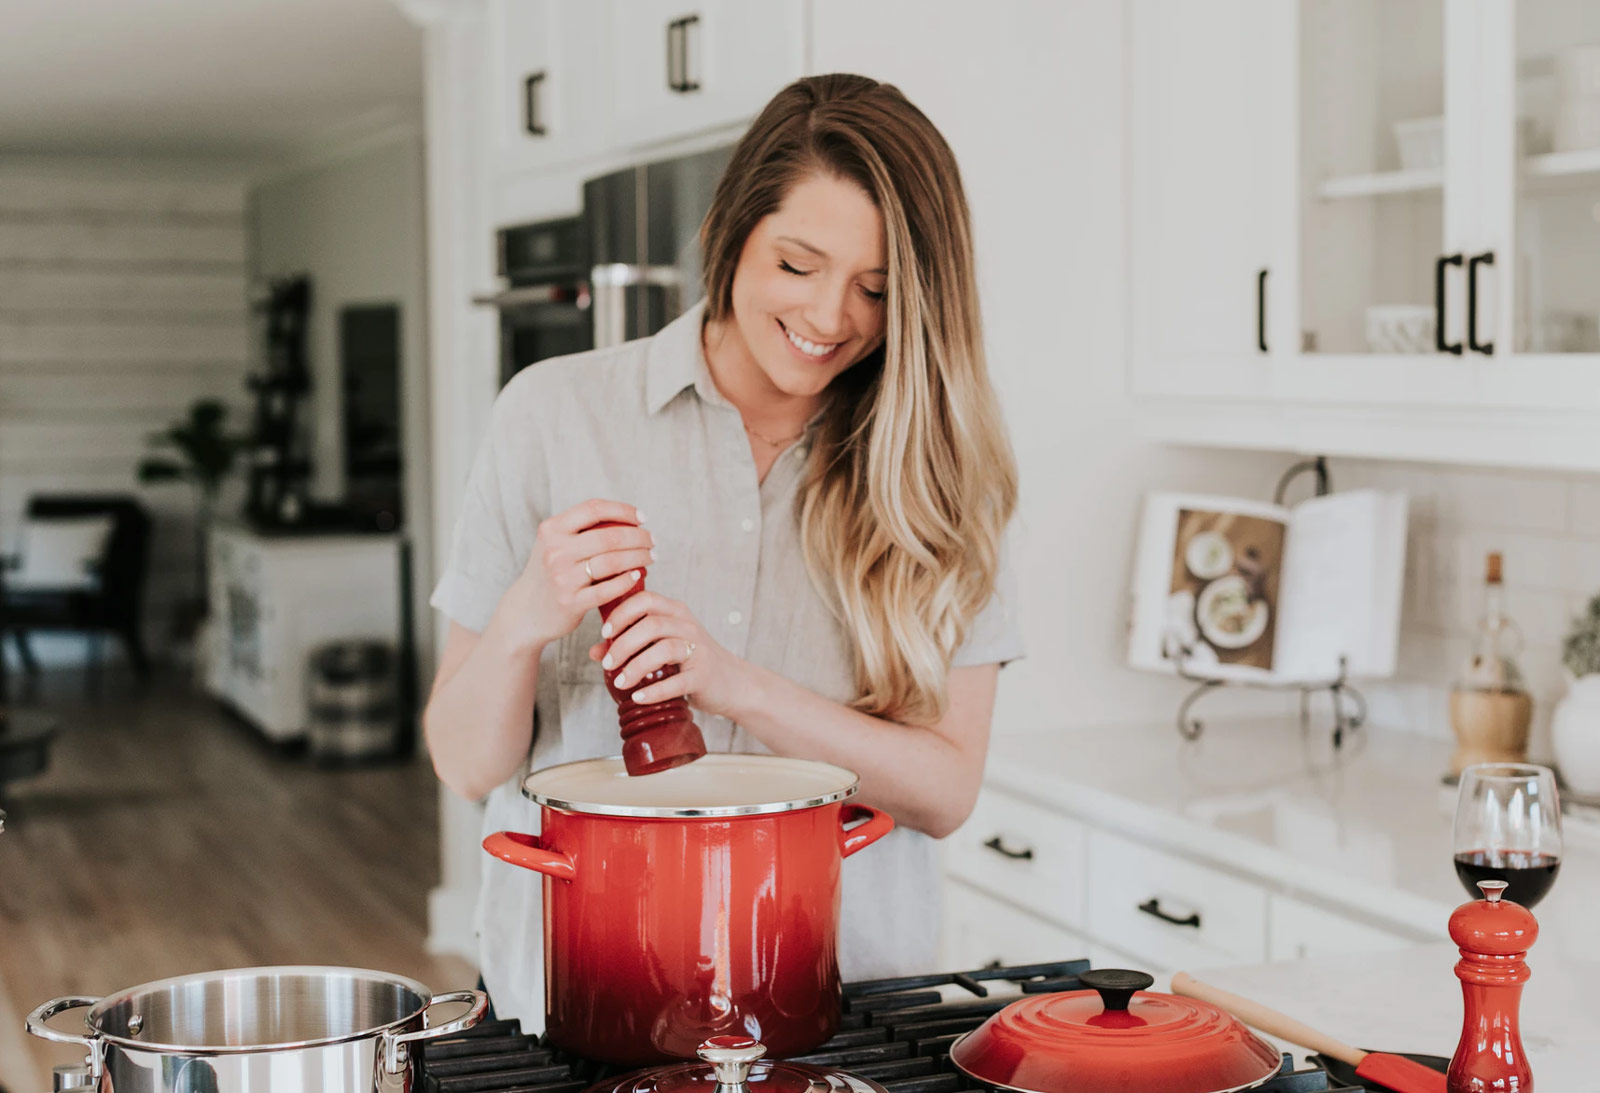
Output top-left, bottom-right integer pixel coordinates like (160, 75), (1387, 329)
(782, 260), (886, 303)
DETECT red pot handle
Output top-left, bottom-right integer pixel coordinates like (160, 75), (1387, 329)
(482, 831), (577, 881)
(838, 803), (894, 858)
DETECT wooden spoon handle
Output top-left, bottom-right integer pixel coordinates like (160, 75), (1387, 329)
(1170, 971), (1367, 1067)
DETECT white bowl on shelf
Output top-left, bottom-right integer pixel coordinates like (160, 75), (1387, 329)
(1393, 116), (1444, 171)
(1365, 305), (1436, 354)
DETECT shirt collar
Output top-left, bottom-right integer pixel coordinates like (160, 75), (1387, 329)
(645, 299), (732, 414)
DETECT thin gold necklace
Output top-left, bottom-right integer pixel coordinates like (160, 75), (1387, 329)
(743, 421), (806, 447)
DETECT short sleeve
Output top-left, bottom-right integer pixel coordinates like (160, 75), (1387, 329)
(430, 389), (542, 633)
(951, 534), (1026, 669)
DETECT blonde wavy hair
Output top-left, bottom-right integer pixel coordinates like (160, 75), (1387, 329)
(701, 74), (1018, 725)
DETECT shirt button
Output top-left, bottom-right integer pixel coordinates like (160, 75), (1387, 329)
(740, 518), (755, 533)
(727, 610), (743, 626)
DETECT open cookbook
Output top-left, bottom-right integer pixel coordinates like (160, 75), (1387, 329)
(1127, 489), (1408, 683)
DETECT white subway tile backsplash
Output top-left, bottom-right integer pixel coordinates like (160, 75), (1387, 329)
(1570, 481), (1600, 540)
(1341, 459), (1600, 740)
(1434, 468), (1570, 533)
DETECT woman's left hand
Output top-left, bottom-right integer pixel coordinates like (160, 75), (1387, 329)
(589, 591), (746, 718)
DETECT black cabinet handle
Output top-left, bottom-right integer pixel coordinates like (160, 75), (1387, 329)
(1435, 253), (1464, 355)
(665, 20), (681, 91)
(1256, 268), (1268, 353)
(523, 72), (547, 136)
(666, 15), (701, 93)
(982, 836), (1034, 861)
(1137, 898), (1200, 928)
(1468, 251), (1495, 355)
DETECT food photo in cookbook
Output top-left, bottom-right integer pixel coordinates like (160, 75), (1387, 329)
(1167, 508), (1284, 671)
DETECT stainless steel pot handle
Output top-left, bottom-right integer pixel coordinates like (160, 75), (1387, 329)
(382, 988), (488, 1073)
(26, 996), (102, 1079)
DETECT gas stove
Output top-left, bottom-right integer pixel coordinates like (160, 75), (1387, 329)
(417, 960), (1364, 1093)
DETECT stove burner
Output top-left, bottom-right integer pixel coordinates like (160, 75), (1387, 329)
(417, 960), (1362, 1093)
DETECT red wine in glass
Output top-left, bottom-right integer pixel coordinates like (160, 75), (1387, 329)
(1453, 849), (1561, 908)
(1452, 763), (1563, 910)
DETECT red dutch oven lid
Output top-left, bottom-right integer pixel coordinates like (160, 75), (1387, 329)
(950, 970), (1282, 1093)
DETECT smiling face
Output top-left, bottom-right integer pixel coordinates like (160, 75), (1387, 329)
(709, 172), (890, 406)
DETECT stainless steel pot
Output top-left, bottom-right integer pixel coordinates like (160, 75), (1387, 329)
(25, 965), (486, 1092)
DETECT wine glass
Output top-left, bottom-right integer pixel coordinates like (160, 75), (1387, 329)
(1452, 763), (1563, 908)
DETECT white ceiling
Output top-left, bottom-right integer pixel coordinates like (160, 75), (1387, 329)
(0, 0), (423, 160)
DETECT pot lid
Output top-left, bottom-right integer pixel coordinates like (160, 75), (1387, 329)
(522, 754), (859, 818)
(592, 1036), (889, 1093)
(950, 970), (1282, 1093)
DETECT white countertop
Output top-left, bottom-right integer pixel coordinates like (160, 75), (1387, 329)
(1199, 946), (1600, 1089)
(983, 717), (1600, 956)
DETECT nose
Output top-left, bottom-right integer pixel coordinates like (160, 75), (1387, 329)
(801, 282), (852, 342)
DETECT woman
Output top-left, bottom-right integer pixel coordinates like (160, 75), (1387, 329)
(425, 73), (1021, 1029)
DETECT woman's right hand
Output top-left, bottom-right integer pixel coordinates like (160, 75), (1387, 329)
(505, 498), (654, 650)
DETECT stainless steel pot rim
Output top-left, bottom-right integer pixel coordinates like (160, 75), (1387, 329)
(521, 754), (862, 817)
(85, 965), (436, 1055)
(946, 1030), (1281, 1093)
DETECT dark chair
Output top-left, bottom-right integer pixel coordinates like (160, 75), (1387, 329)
(1, 495), (153, 682)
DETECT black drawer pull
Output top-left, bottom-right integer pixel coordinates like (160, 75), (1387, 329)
(982, 836), (1034, 861)
(1138, 898), (1200, 928)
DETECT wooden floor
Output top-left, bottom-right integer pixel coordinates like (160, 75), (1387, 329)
(0, 669), (474, 1088)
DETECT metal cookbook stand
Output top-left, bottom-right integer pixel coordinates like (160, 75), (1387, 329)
(1168, 457), (1368, 750)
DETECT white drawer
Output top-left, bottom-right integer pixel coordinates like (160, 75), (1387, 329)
(945, 788), (1087, 930)
(1267, 894), (1423, 962)
(1086, 829), (1268, 972)
(940, 879), (1090, 972)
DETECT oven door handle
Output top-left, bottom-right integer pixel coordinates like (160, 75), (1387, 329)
(591, 264), (685, 348)
(472, 284), (589, 309)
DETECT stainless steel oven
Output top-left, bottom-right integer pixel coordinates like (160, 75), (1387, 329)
(476, 215), (593, 389)
(478, 144), (733, 390)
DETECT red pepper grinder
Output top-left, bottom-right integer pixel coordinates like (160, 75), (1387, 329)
(1447, 879), (1537, 1092)
(590, 521), (707, 776)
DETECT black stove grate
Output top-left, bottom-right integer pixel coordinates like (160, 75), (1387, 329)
(417, 960), (1362, 1093)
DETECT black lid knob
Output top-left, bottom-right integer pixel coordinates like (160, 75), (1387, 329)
(1079, 969), (1155, 1012)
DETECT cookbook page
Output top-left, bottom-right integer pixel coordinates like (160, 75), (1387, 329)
(1127, 493), (1290, 682)
(1274, 490), (1408, 682)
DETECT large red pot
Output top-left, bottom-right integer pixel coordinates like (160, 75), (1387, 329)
(483, 753), (894, 1065)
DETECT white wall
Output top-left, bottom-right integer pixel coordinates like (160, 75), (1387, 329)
(249, 135), (434, 668)
(0, 156), (250, 664)
(813, 0), (1295, 739)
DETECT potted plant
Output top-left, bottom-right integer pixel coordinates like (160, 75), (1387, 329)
(1552, 592), (1600, 797)
(137, 399), (247, 666)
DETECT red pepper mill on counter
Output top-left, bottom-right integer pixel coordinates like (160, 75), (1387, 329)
(591, 521), (707, 775)
(1448, 879), (1537, 1092)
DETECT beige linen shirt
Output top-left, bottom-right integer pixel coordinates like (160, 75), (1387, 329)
(431, 300), (1024, 1030)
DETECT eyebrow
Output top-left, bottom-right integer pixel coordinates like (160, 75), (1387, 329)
(776, 235), (888, 275)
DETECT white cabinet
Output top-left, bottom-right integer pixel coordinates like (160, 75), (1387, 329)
(943, 784), (1423, 978)
(205, 524), (403, 742)
(487, 0), (611, 176)
(606, 0), (806, 149)
(1267, 893), (1421, 961)
(945, 787), (1088, 930)
(1130, 0), (1600, 471)
(1127, 0), (1294, 400)
(1085, 829), (1269, 973)
(941, 878), (1091, 972)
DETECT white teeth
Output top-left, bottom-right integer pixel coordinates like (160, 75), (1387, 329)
(784, 326), (838, 357)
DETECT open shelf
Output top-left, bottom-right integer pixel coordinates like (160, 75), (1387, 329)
(1524, 146), (1600, 180)
(1317, 167), (1444, 200)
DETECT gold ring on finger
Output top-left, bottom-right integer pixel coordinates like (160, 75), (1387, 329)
(583, 558), (595, 582)
(684, 640), (696, 663)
